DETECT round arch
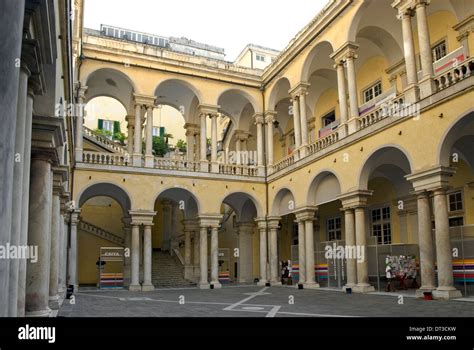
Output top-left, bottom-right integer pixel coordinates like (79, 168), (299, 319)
(77, 182), (132, 216)
(358, 145), (414, 193)
(267, 77), (291, 112)
(153, 186), (201, 218)
(438, 110), (474, 168)
(306, 169), (342, 206)
(220, 192), (260, 222)
(270, 187), (296, 217)
(299, 40), (335, 83)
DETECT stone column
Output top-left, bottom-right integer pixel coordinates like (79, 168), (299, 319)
(343, 208), (357, 290)
(210, 226), (221, 288)
(268, 219), (281, 285)
(304, 215), (318, 288)
(162, 200), (172, 252)
(60, 209), (69, 296)
(291, 96), (301, 149)
(255, 114), (265, 176)
(129, 223), (141, 291)
(68, 210), (80, 291)
(299, 90), (309, 147)
(75, 86), (87, 161)
(416, 0), (435, 98)
(198, 226), (209, 289)
(432, 189), (462, 299)
(133, 104), (143, 166)
(256, 219), (268, 286)
(346, 51), (359, 119)
(400, 9), (419, 102)
(200, 113), (208, 172)
(126, 115), (134, 156)
(48, 185), (61, 310)
(145, 105), (154, 167)
(354, 207), (374, 293)
(17, 88), (35, 316)
(142, 224), (154, 291)
(235, 136), (242, 165)
(57, 201), (66, 296)
(238, 222), (254, 283)
(335, 62), (348, 124)
(265, 113), (276, 166)
(184, 227), (193, 280)
(296, 218), (306, 285)
(8, 64), (30, 317)
(0, 0), (25, 316)
(415, 191), (436, 296)
(193, 232), (200, 282)
(122, 220), (131, 287)
(25, 155), (53, 317)
(185, 127), (195, 162)
(210, 114), (219, 173)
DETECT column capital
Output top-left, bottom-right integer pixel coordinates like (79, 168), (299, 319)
(253, 113), (265, 125)
(184, 123), (199, 134)
(267, 216), (281, 229)
(125, 115), (136, 125)
(255, 217), (268, 230)
(453, 15), (474, 37)
(405, 166), (456, 192)
(128, 210), (156, 226)
(330, 41), (359, 63)
(234, 129), (250, 142)
(198, 104), (220, 117)
(182, 219), (200, 232)
(70, 209), (81, 224)
(264, 110), (278, 124)
(337, 190), (373, 209)
(133, 93), (156, 107)
(198, 214), (223, 228)
(76, 84), (88, 103)
(414, 0), (430, 9)
(294, 206), (318, 221)
(392, 0), (416, 16)
(237, 222), (255, 234)
(288, 81), (310, 98)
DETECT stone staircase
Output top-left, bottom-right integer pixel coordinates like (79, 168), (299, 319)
(79, 220), (125, 246)
(151, 251), (195, 288)
(83, 126), (128, 154)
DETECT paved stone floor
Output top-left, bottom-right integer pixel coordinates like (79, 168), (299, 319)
(58, 285), (474, 317)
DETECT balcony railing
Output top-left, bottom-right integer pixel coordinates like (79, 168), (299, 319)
(271, 153), (296, 173)
(82, 151), (129, 166)
(434, 57), (473, 92)
(307, 130), (340, 155)
(154, 157), (200, 172)
(83, 126), (127, 154)
(219, 163), (258, 176)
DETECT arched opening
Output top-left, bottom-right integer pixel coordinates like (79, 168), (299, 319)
(439, 111), (474, 297)
(219, 192), (259, 283)
(359, 146), (418, 293)
(218, 90), (256, 166)
(77, 183), (132, 288)
(152, 188), (199, 287)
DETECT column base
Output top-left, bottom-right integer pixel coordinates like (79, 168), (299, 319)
(198, 282), (210, 289)
(347, 117), (358, 135)
(337, 123), (348, 138)
(418, 76), (435, 99)
(75, 148), (83, 162)
(257, 279), (268, 286)
(129, 284), (142, 291)
(48, 295), (60, 310)
(342, 284), (356, 292)
(132, 154), (142, 167)
(145, 155), (154, 168)
(403, 84), (420, 104)
(210, 282), (222, 289)
(200, 161), (209, 172)
(432, 288), (462, 300)
(211, 161), (219, 173)
(415, 286), (436, 298)
(270, 281), (282, 286)
(352, 284), (375, 293)
(26, 308), (51, 317)
(141, 284), (154, 292)
(257, 166), (265, 177)
(303, 282), (320, 289)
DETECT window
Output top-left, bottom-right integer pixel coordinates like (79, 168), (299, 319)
(256, 54), (266, 62)
(327, 217), (342, 241)
(371, 206), (391, 244)
(449, 217), (464, 227)
(363, 81), (382, 103)
(152, 127), (160, 137)
(432, 41), (447, 62)
(448, 191), (463, 212)
(322, 111), (336, 127)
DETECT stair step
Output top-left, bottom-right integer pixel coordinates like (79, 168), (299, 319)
(151, 252), (193, 288)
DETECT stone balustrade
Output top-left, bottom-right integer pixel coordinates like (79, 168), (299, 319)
(83, 126), (128, 154)
(82, 151), (129, 166)
(219, 163), (258, 177)
(434, 58), (473, 92)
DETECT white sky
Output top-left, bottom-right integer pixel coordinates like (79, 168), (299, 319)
(83, 0), (329, 61)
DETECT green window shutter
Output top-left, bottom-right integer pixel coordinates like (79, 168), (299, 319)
(98, 119), (103, 130)
(160, 127), (165, 138)
(113, 121), (120, 134)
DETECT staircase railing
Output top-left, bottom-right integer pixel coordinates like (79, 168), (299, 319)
(83, 126), (128, 154)
(79, 220), (125, 246)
